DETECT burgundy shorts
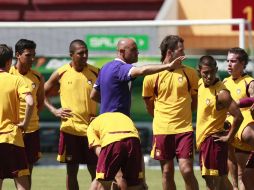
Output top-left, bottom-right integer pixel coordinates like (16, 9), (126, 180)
(23, 130), (41, 164)
(58, 131), (97, 165)
(151, 131), (194, 160)
(199, 136), (228, 176)
(0, 143), (29, 179)
(96, 138), (143, 186)
(235, 148), (254, 168)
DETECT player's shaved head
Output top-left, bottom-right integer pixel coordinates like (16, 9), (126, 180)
(116, 38), (138, 64)
(117, 38), (135, 51)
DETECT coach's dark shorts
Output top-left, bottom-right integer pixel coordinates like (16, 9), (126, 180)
(0, 143), (29, 179)
(199, 136), (228, 176)
(57, 131), (97, 165)
(96, 138), (143, 186)
(151, 131), (194, 160)
(23, 130), (41, 164)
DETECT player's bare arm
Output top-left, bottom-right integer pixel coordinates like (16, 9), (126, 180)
(36, 75), (45, 112)
(44, 71), (72, 119)
(18, 93), (34, 130)
(248, 81), (254, 118)
(191, 94), (198, 112)
(215, 90), (243, 142)
(143, 96), (154, 117)
(248, 81), (254, 97)
(90, 88), (101, 103)
(93, 146), (101, 157)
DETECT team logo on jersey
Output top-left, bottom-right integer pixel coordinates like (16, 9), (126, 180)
(205, 98), (211, 105)
(178, 76), (183, 83)
(31, 83), (36, 89)
(87, 80), (92, 85)
(236, 89), (241, 94)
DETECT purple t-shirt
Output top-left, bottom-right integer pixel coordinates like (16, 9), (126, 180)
(94, 59), (134, 116)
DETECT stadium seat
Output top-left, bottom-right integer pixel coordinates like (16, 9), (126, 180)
(0, 0), (28, 19)
(32, 0), (162, 4)
(0, 0), (28, 5)
(0, 11), (21, 21)
(0, 0), (164, 21)
(31, 0), (163, 11)
(28, 0), (163, 21)
(32, 0), (86, 5)
(25, 10), (158, 21)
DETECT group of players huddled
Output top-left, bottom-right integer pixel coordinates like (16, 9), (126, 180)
(0, 36), (254, 190)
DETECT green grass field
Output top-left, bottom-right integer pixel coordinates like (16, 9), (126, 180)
(2, 167), (206, 189)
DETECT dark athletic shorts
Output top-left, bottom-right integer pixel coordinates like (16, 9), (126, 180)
(96, 137), (143, 186)
(151, 131), (194, 160)
(199, 136), (228, 176)
(58, 131), (97, 164)
(23, 130), (41, 164)
(0, 143), (29, 179)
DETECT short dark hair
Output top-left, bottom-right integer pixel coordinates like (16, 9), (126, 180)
(160, 35), (184, 62)
(228, 47), (249, 68)
(0, 44), (13, 68)
(15, 39), (36, 54)
(198, 55), (217, 69)
(69, 39), (87, 54)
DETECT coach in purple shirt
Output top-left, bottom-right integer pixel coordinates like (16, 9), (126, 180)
(90, 38), (185, 116)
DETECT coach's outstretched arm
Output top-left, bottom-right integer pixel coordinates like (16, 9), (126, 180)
(130, 56), (185, 78)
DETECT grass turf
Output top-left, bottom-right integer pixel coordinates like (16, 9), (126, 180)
(2, 167), (206, 189)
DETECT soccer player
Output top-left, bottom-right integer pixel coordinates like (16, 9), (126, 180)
(0, 44), (34, 190)
(44, 39), (99, 190)
(142, 35), (199, 190)
(223, 47), (254, 189)
(90, 38), (185, 116)
(196, 55), (243, 190)
(9, 39), (44, 189)
(87, 112), (145, 190)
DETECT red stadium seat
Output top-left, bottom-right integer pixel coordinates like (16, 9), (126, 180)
(0, 0), (28, 5)
(32, 0), (85, 4)
(0, 11), (20, 21)
(32, 0), (162, 4)
(24, 10), (157, 21)
(0, 0), (164, 21)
